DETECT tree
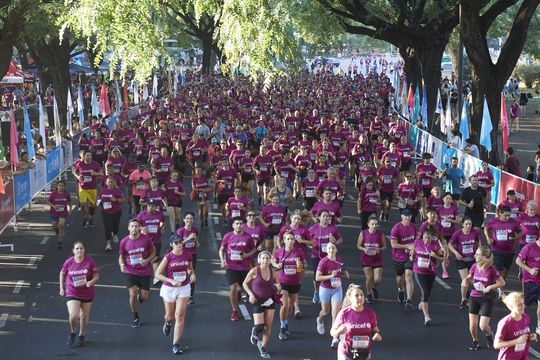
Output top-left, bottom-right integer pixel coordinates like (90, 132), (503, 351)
(0, 0), (30, 79)
(460, 0), (540, 162)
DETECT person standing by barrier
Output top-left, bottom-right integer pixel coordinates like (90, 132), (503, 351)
(59, 242), (99, 346)
(48, 180), (72, 249)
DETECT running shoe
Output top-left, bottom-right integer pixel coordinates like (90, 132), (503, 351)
(88, 217), (95, 227)
(372, 287), (379, 299)
(251, 327), (260, 345)
(331, 337), (339, 348)
(163, 321), (172, 336)
(278, 327), (288, 340)
(294, 308), (302, 319)
(82, 219), (87, 228)
(486, 333), (494, 349)
(231, 310), (239, 321)
(312, 291), (320, 304)
(188, 296), (195, 305)
(397, 289), (405, 303)
(131, 317), (141, 328)
(469, 340), (479, 351)
(404, 299), (413, 310)
(172, 344), (183, 355)
(259, 346), (271, 358)
(316, 317), (325, 335)
(366, 293), (373, 304)
(67, 332), (76, 346)
(424, 315), (432, 325)
(442, 271), (449, 279)
(285, 325), (290, 336)
(459, 299), (469, 310)
(78, 335), (85, 347)
(105, 243), (112, 252)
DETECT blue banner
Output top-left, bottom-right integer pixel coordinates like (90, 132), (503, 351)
(107, 115), (119, 131)
(407, 125), (419, 150)
(440, 145), (457, 168)
(46, 147), (62, 183)
(14, 170), (31, 213)
(489, 165), (501, 205)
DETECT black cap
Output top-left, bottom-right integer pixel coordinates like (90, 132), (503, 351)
(401, 208), (412, 216)
(147, 199), (159, 206)
(169, 234), (181, 245)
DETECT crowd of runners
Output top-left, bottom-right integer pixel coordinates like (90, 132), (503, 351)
(53, 68), (540, 359)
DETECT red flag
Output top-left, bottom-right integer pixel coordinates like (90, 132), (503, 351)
(501, 92), (509, 151)
(123, 81), (129, 110)
(98, 83), (111, 117)
(9, 111), (19, 167)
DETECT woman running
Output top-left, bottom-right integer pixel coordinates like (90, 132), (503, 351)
(59, 242), (99, 346)
(191, 165), (212, 227)
(99, 176), (124, 251)
(243, 251), (280, 359)
(315, 241), (349, 348)
(175, 212), (199, 304)
(330, 284), (382, 360)
(357, 215), (386, 303)
(164, 170), (185, 235)
(48, 180), (72, 249)
(461, 245), (505, 351)
(155, 235), (196, 355)
(357, 177), (379, 230)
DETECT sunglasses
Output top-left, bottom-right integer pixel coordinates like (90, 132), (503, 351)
(247, 214), (256, 217)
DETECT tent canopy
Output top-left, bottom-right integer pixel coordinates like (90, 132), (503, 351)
(1, 61), (34, 84)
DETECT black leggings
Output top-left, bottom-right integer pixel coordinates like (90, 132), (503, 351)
(190, 254), (198, 297)
(414, 272), (435, 302)
(102, 210), (122, 241)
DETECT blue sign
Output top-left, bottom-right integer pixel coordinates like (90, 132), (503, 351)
(14, 170), (31, 214)
(489, 165), (501, 205)
(440, 145), (457, 168)
(46, 147), (62, 183)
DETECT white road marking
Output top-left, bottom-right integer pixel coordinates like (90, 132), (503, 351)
(347, 195), (355, 201)
(0, 243), (14, 252)
(216, 232), (222, 241)
(239, 304), (252, 320)
(213, 217), (219, 225)
(0, 313), (8, 328)
(12, 281), (24, 294)
(40, 237), (49, 245)
(27, 257), (37, 266)
(435, 276), (452, 290)
(530, 346), (540, 359)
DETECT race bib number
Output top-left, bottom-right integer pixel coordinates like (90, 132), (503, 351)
(496, 230), (508, 241)
(383, 175), (391, 184)
(305, 189), (314, 197)
(136, 183), (145, 190)
(352, 335), (370, 349)
(184, 238), (195, 248)
(280, 171), (288, 178)
(129, 254), (143, 265)
(261, 298), (273, 307)
(365, 246), (377, 256)
(462, 244), (474, 255)
(72, 275), (87, 287)
(193, 150), (200, 156)
(331, 277), (341, 288)
(96, 150), (102, 155)
(417, 257), (430, 269)
(230, 250), (242, 261)
(473, 282), (485, 292)
(526, 235), (537, 243)
(321, 242), (328, 253)
(226, 183), (232, 190)
(515, 343), (526, 352)
(402, 151), (410, 158)
(271, 217), (281, 225)
(421, 179), (430, 186)
(283, 265), (296, 275)
(441, 219), (451, 228)
(83, 176), (92, 183)
(147, 224), (159, 234)
(160, 165), (169, 172)
(369, 197), (377, 204)
(232, 210), (240, 218)
(260, 165), (267, 172)
(103, 202), (112, 210)
(391, 161), (397, 167)
(55, 205), (65, 212)
(173, 271), (186, 283)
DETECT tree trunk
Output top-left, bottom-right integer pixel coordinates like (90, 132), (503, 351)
(0, 1), (29, 78)
(418, 43), (447, 133)
(201, 35), (212, 75)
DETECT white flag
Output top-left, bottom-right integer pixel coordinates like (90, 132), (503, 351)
(91, 85), (99, 117)
(66, 87), (74, 135)
(173, 68), (178, 98)
(445, 98), (452, 142)
(143, 84), (149, 101)
(53, 95), (62, 147)
(152, 73), (158, 98)
(115, 79), (122, 115)
(77, 85), (85, 127)
(133, 81), (139, 104)
(38, 95), (46, 153)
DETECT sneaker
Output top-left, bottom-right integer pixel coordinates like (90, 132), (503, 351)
(486, 333), (494, 349)
(278, 327), (288, 340)
(469, 340), (479, 351)
(294, 308), (302, 319)
(250, 327), (260, 345)
(188, 296), (195, 305)
(82, 219), (87, 228)
(231, 310), (239, 321)
(88, 218), (94, 227)
(113, 234), (119, 243)
(312, 291), (320, 304)
(163, 321), (172, 336)
(131, 317), (141, 328)
(442, 271), (449, 279)
(366, 293), (373, 304)
(331, 337), (339, 348)
(57, 241), (63, 249)
(418, 303), (423, 311)
(78, 335), (85, 347)
(316, 317), (325, 335)
(67, 332), (76, 346)
(404, 300), (413, 310)
(259, 346), (271, 358)
(372, 287), (379, 299)
(459, 299), (469, 310)
(424, 315), (432, 325)
(105, 243), (112, 252)
(172, 344), (183, 355)
(397, 289), (405, 303)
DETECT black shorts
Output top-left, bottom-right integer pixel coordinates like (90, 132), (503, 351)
(304, 197), (317, 211)
(265, 225), (281, 239)
(154, 243), (162, 260)
(218, 194), (230, 206)
(65, 297), (93, 303)
(468, 215), (484, 228)
(469, 294), (495, 317)
(524, 282), (540, 306)
(400, 162), (412, 172)
(125, 273), (151, 290)
(169, 200), (183, 208)
(422, 188), (432, 198)
(456, 259), (475, 271)
(493, 252), (514, 271)
(380, 191), (394, 203)
(226, 269), (249, 286)
(242, 173), (255, 183)
(281, 284), (301, 294)
(393, 260), (413, 277)
(257, 178), (271, 187)
(252, 299), (276, 314)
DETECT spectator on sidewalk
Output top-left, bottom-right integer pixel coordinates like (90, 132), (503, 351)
(463, 138), (480, 158)
(440, 156), (465, 202)
(504, 147), (522, 177)
(510, 100), (520, 134)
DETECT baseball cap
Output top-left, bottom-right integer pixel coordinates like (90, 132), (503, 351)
(401, 208), (412, 216)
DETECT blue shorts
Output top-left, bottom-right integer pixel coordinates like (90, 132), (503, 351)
(50, 215), (66, 223)
(319, 286), (343, 304)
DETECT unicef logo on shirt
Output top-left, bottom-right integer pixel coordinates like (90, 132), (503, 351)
(83, 269), (88, 274)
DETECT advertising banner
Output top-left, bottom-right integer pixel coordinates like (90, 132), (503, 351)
(489, 165), (501, 205)
(498, 171), (525, 203)
(29, 158), (46, 198)
(14, 170), (31, 213)
(46, 147), (62, 183)
(0, 180), (15, 234)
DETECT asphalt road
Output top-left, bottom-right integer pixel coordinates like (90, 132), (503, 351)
(0, 173), (538, 360)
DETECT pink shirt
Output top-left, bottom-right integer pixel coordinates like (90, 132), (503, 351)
(221, 231), (255, 271)
(412, 239), (441, 275)
(119, 235), (154, 276)
(137, 211), (164, 244)
(311, 200), (342, 224)
(469, 263), (500, 297)
(175, 227), (199, 255)
(450, 229), (480, 260)
(61, 256), (98, 300)
(495, 313), (531, 360)
(517, 213), (540, 245)
(377, 166), (398, 193)
(390, 222), (416, 262)
(163, 251), (192, 287)
(416, 163), (438, 189)
(129, 170), (151, 196)
(486, 218), (521, 254)
(274, 247), (305, 286)
(437, 205), (459, 237)
(360, 229), (384, 267)
(309, 223), (340, 259)
(75, 161), (102, 190)
(317, 256), (344, 289)
(49, 191), (71, 218)
(518, 242), (540, 285)
(99, 187), (123, 214)
(334, 306), (378, 356)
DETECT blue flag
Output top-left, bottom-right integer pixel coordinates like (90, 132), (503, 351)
(421, 85), (428, 128)
(23, 105), (36, 160)
(91, 85), (99, 117)
(77, 85), (85, 127)
(459, 98), (469, 148)
(479, 96), (493, 153)
(412, 85), (420, 123)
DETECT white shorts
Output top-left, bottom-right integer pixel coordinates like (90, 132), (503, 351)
(160, 283), (190, 302)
